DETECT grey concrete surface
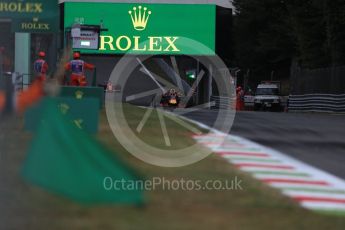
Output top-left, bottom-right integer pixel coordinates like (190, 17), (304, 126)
(184, 110), (345, 179)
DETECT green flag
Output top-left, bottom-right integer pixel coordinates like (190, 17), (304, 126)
(59, 86), (104, 109)
(25, 97), (100, 134)
(22, 98), (144, 205)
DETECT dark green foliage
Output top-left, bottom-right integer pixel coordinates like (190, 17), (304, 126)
(233, 0), (294, 82)
(233, 0), (345, 78)
(324, 0), (345, 66)
(285, 0), (328, 68)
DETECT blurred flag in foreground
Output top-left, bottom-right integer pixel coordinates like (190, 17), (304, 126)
(21, 98), (144, 205)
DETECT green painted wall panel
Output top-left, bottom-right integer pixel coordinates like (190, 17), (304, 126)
(64, 2), (215, 55)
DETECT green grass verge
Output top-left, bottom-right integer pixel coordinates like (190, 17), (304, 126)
(2, 105), (345, 230)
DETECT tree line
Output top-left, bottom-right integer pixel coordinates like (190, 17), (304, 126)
(232, 0), (345, 82)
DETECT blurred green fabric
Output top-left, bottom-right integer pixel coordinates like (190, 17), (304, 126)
(22, 98), (144, 205)
(25, 97), (100, 134)
(59, 86), (104, 109)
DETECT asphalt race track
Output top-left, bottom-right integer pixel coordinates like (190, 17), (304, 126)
(184, 110), (345, 179)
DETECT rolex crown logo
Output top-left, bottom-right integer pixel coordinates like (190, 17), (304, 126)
(59, 103), (70, 115)
(75, 90), (84, 99)
(128, 6), (152, 31)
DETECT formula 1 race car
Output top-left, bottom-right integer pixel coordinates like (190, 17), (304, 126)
(160, 89), (182, 108)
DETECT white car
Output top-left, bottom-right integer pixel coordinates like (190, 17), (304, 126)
(254, 83), (282, 111)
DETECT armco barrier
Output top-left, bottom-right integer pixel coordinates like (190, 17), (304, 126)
(288, 94), (345, 113)
(211, 96), (235, 110)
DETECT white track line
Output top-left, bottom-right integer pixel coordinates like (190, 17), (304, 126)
(181, 114), (345, 214)
(301, 202), (345, 211)
(270, 183), (335, 190)
(253, 174), (312, 181)
(283, 191), (345, 200)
